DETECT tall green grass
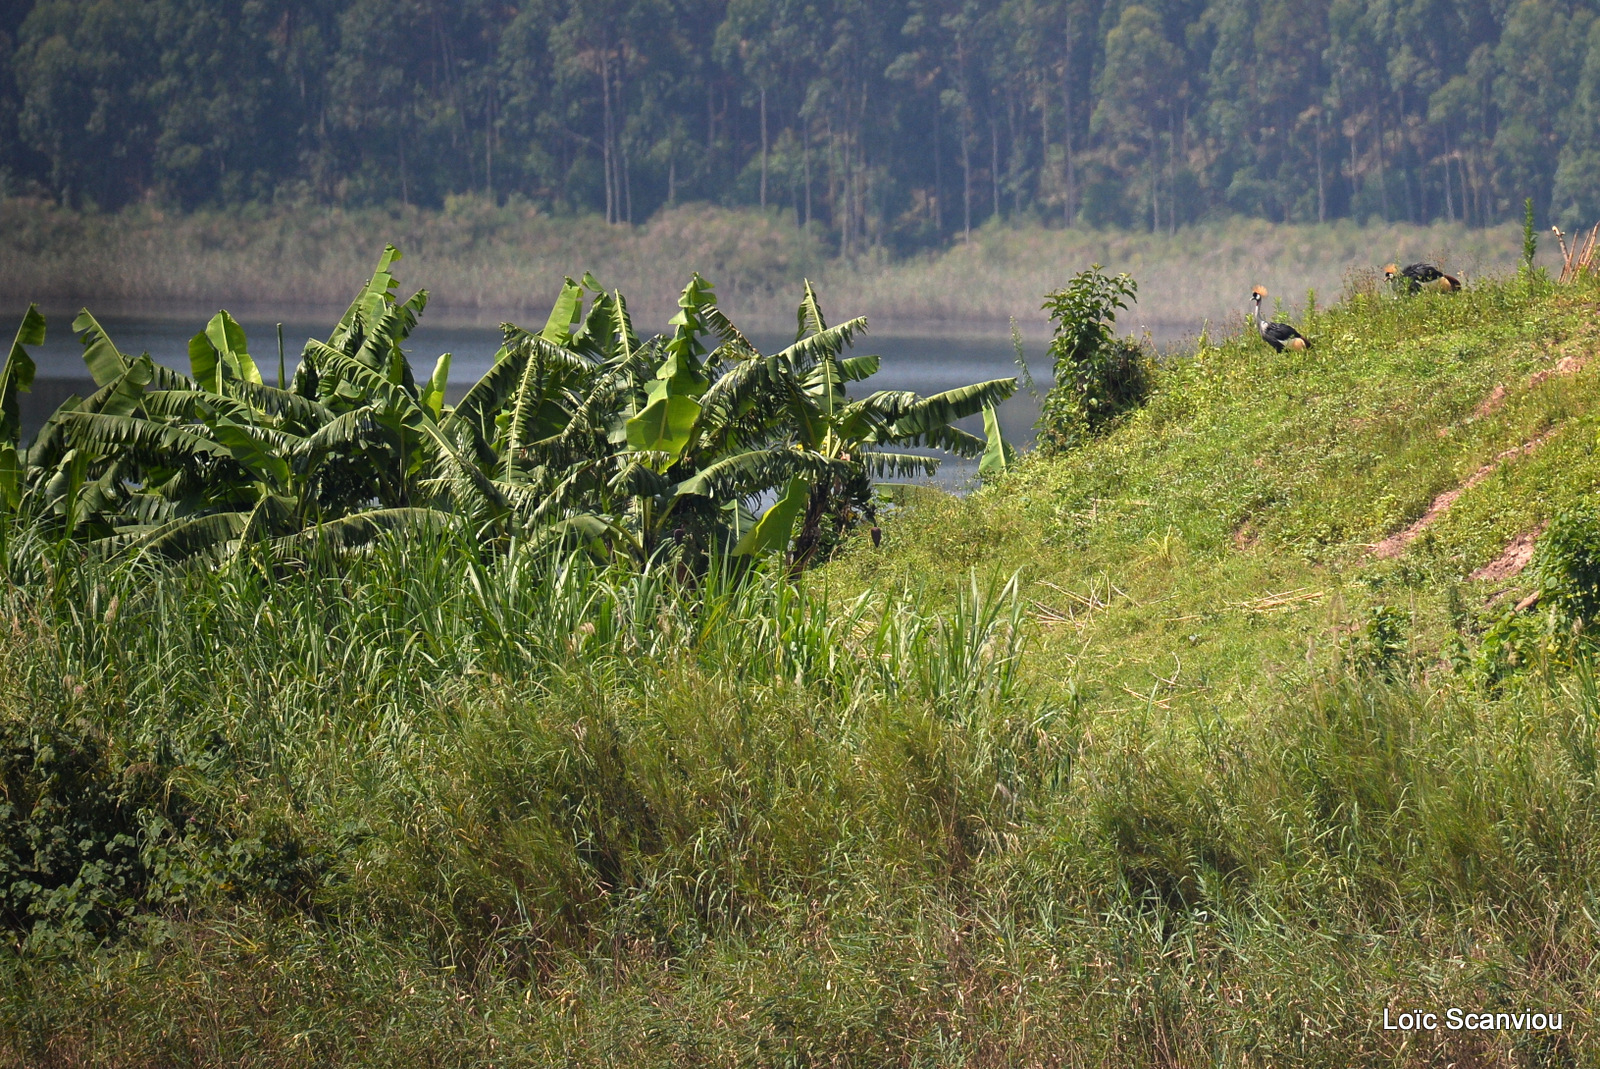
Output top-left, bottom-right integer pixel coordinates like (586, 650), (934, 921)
(4, 529), (1599, 1064)
(0, 525), (1034, 942)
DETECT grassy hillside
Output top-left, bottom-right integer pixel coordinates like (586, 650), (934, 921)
(841, 272), (1600, 715)
(3, 271), (1600, 1067)
(0, 196), (1547, 330)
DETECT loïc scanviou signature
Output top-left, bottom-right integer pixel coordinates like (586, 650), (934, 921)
(1383, 1008), (1565, 1032)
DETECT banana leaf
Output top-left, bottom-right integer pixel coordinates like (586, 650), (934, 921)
(189, 310), (263, 392)
(422, 352), (452, 420)
(61, 411), (231, 467)
(73, 310), (129, 387)
(541, 277), (585, 346)
(978, 405), (1016, 478)
(1, 304), (43, 447)
(733, 475), (810, 556)
(625, 394), (701, 462)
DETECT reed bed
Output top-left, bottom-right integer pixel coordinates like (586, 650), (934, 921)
(0, 197), (1544, 332)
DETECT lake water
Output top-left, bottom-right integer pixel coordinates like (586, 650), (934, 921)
(12, 312), (1097, 488)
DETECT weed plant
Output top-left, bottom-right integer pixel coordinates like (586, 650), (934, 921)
(1035, 265), (1149, 452)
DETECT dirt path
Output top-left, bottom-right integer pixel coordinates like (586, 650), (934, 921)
(1468, 525), (1545, 582)
(1376, 349), (1591, 560)
(1443, 354), (1589, 434)
(1371, 430), (1558, 559)
(1529, 353), (1591, 388)
(1470, 384), (1507, 420)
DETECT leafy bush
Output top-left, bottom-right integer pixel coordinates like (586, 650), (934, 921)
(1036, 265), (1149, 453)
(1530, 506), (1600, 628)
(0, 709), (201, 948)
(1477, 509), (1600, 683)
(1350, 604), (1410, 677)
(0, 691), (331, 950)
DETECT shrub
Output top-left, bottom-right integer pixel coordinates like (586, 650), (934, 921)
(0, 711), (186, 948)
(1530, 506), (1600, 628)
(0, 699), (327, 950)
(1477, 508), (1600, 682)
(1350, 604), (1409, 677)
(1036, 266), (1149, 453)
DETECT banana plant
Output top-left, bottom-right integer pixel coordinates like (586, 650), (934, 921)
(0, 304), (43, 511)
(0, 249), (485, 562)
(0, 246), (1018, 569)
(781, 281), (1016, 561)
(491, 274), (1016, 565)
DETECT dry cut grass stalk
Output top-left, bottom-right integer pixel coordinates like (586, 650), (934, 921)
(1552, 222), (1600, 284)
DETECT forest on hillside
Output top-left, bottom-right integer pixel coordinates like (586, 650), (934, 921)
(2, 0), (1599, 253)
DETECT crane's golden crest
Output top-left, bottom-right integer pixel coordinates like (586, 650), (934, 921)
(1384, 263), (1399, 276)
(1286, 337), (1307, 351)
(1252, 285), (1268, 297)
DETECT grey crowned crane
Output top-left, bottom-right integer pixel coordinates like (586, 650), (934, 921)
(1250, 286), (1311, 352)
(1384, 262), (1461, 294)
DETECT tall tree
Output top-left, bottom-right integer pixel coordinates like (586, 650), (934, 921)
(13, 0), (157, 208)
(1493, 0), (1595, 220)
(1093, 5), (1181, 230)
(1552, 18), (1600, 228)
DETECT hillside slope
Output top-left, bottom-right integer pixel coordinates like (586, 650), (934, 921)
(840, 275), (1600, 716)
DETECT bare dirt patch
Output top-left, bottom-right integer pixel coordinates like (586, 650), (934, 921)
(1371, 430), (1558, 559)
(1444, 383), (1507, 436)
(1468, 525), (1545, 582)
(1471, 384), (1507, 419)
(1529, 353), (1590, 388)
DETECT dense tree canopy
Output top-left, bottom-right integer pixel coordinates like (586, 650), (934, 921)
(2, 0), (1598, 245)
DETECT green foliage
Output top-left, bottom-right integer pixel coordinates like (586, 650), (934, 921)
(732, 475), (809, 556)
(1553, 20), (1600, 228)
(841, 268), (1600, 706)
(0, 250), (1013, 569)
(6, 262), (1600, 1065)
(978, 404), (1015, 480)
(0, 528), (1034, 949)
(6, 536), (1600, 1061)
(1480, 508), (1600, 682)
(187, 310), (261, 393)
(0, 712), (158, 946)
(1036, 265), (1148, 453)
(1524, 196), (1539, 269)
(1532, 506), (1600, 626)
(1350, 604), (1410, 677)
(1475, 608), (1546, 685)
(0, 707), (296, 950)
(0, 305), (41, 509)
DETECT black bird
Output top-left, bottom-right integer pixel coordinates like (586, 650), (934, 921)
(1250, 286), (1311, 352)
(1384, 262), (1461, 294)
